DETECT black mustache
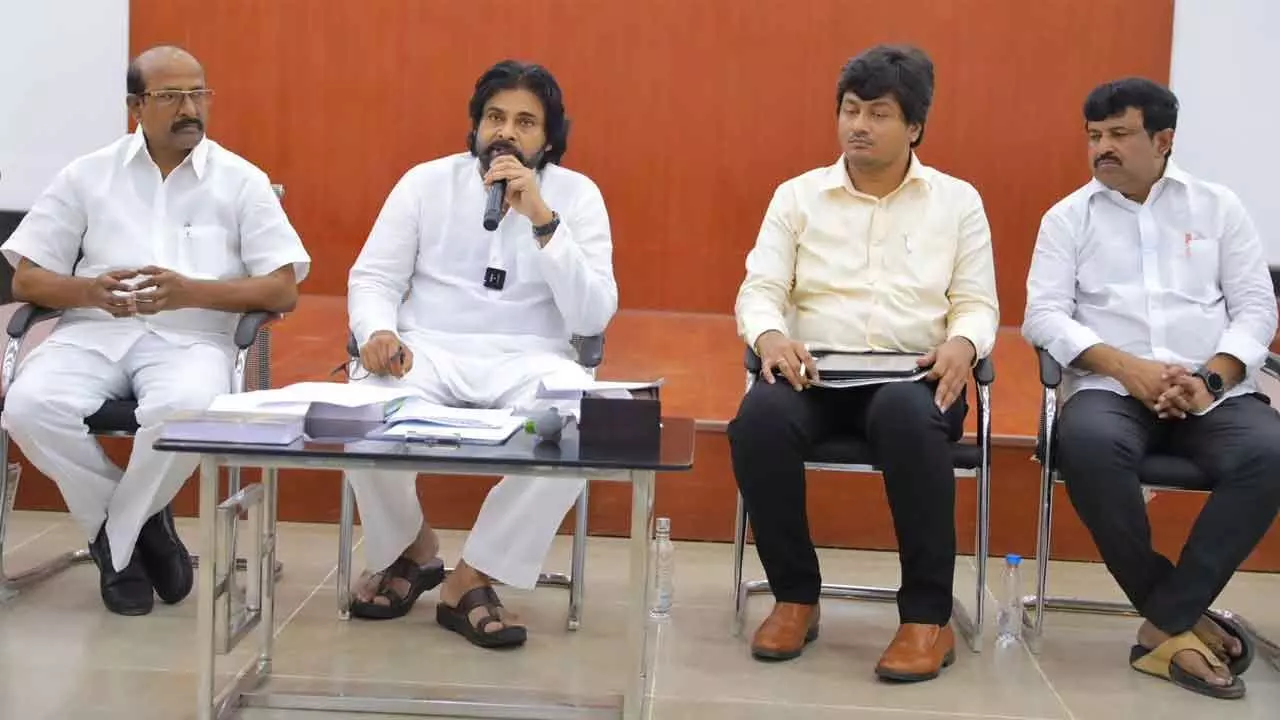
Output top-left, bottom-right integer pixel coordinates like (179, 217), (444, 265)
(171, 119), (204, 133)
(1094, 154), (1120, 167)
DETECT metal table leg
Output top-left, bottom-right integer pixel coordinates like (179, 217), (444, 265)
(624, 470), (656, 720)
(197, 455), (220, 720)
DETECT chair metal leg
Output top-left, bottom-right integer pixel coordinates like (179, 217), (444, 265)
(0, 453), (93, 602)
(731, 492), (749, 637)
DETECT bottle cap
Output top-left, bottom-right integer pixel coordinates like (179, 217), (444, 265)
(1006, 553), (1022, 565)
(656, 517), (671, 533)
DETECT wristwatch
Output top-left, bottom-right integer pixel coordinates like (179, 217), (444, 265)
(1193, 366), (1225, 401)
(532, 211), (560, 239)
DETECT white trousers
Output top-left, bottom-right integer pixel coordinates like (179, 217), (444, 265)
(1, 333), (231, 570)
(346, 334), (587, 590)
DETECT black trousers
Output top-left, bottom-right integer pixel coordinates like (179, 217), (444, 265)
(728, 379), (966, 626)
(1057, 389), (1280, 635)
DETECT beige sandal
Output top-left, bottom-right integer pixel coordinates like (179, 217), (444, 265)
(1129, 631), (1245, 700)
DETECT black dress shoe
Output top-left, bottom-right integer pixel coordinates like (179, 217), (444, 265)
(87, 526), (154, 616)
(137, 506), (193, 605)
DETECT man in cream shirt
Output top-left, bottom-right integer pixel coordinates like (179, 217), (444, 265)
(0, 46), (310, 616)
(729, 45), (997, 682)
(1023, 78), (1279, 699)
(344, 60), (616, 650)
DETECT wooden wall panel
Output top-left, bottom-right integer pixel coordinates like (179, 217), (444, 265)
(129, 0), (1174, 323)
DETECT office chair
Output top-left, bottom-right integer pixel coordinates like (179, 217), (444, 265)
(334, 332), (605, 631)
(732, 349), (995, 652)
(0, 184), (289, 601)
(1026, 346), (1280, 671)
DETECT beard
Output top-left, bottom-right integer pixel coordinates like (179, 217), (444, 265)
(477, 138), (541, 172)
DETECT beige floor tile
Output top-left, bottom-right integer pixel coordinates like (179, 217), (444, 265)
(2, 513), (1279, 720)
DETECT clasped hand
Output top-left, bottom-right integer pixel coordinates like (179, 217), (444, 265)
(1123, 360), (1213, 419)
(84, 266), (194, 316)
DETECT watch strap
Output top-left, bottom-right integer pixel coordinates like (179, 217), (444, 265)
(533, 211), (560, 238)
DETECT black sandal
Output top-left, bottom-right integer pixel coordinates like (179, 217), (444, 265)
(349, 556), (445, 620)
(435, 586), (528, 649)
(1200, 611), (1255, 676)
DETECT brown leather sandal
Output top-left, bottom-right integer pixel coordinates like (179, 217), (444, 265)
(349, 556), (445, 620)
(435, 586), (527, 649)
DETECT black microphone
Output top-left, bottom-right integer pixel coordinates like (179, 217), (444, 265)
(483, 180), (506, 231)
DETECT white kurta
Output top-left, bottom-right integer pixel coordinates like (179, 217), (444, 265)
(346, 152), (618, 589)
(0, 127), (311, 570)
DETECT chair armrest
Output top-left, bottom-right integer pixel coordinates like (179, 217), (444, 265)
(572, 335), (605, 369)
(973, 356), (995, 385)
(1035, 347), (1063, 389)
(6, 304), (63, 339)
(744, 346), (763, 373)
(1266, 351), (1280, 379)
(233, 311), (279, 349)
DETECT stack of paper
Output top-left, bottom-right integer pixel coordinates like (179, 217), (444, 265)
(374, 398), (527, 445)
(536, 373), (665, 400)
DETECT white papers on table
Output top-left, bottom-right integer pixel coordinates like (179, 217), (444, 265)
(208, 382), (424, 416)
(385, 397), (516, 429)
(536, 373), (664, 400)
(374, 416), (526, 445)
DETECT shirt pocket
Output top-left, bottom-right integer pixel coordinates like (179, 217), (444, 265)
(1170, 232), (1221, 301)
(178, 224), (237, 280)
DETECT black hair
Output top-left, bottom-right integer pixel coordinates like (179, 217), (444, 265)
(1083, 77), (1179, 135)
(466, 60), (569, 169)
(836, 45), (935, 148)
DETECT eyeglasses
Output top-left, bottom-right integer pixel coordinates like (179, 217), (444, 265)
(330, 359), (371, 382)
(136, 89), (215, 108)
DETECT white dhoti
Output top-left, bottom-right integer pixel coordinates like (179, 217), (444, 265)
(346, 332), (587, 589)
(1, 332), (231, 570)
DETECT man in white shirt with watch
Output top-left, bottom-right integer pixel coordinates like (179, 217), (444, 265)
(344, 60), (617, 650)
(0, 46), (310, 616)
(1023, 77), (1280, 700)
(729, 45), (998, 682)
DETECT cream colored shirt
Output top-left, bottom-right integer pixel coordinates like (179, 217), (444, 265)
(735, 155), (999, 358)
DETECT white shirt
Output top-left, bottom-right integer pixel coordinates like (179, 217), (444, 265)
(735, 155), (999, 358)
(348, 153), (618, 356)
(1, 127), (311, 362)
(1022, 161), (1277, 407)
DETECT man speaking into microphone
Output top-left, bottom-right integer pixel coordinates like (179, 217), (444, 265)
(344, 60), (617, 649)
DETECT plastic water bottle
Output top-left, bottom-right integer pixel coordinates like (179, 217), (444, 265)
(996, 553), (1023, 648)
(650, 517), (674, 618)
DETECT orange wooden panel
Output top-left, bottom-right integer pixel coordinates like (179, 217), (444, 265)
(129, 0), (1174, 324)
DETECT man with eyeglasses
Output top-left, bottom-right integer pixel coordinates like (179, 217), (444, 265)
(342, 60), (616, 650)
(0, 45), (310, 616)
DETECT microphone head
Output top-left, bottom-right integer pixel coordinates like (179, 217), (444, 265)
(483, 216), (499, 232)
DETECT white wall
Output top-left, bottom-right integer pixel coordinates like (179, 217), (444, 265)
(1171, 0), (1280, 266)
(0, 1), (129, 211)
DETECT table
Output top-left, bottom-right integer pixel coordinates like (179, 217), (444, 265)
(155, 417), (697, 720)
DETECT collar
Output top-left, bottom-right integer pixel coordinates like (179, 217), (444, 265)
(1087, 158), (1191, 200)
(822, 152), (931, 196)
(123, 124), (210, 179)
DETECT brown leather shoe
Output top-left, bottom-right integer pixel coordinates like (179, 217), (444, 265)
(874, 623), (956, 682)
(751, 602), (820, 661)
